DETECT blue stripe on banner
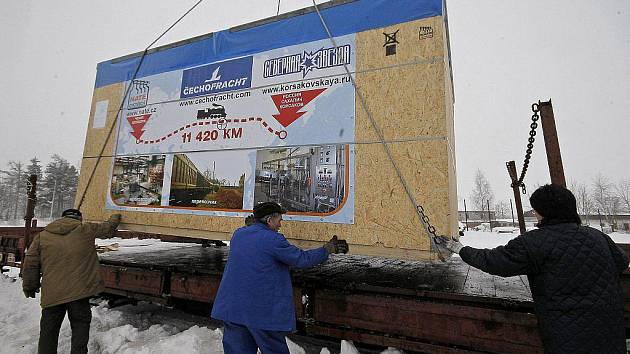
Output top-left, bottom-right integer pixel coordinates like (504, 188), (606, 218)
(95, 0), (442, 88)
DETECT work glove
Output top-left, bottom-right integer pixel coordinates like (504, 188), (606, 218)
(323, 235), (349, 254)
(433, 236), (464, 262)
(445, 238), (464, 253)
(23, 289), (38, 298)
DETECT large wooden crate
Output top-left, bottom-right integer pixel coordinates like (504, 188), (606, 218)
(77, 0), (456, 260)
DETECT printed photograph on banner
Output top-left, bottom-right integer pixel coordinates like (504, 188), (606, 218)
(254, 145), (347, 213)
(168, 151), (249, 210)
(110, 155), (166, 206)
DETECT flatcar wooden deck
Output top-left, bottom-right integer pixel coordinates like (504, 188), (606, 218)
(99, 246), (541, 353)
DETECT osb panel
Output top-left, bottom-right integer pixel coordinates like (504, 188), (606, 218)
(355, 16), (445, 72)
(351, 140), (451, 250)
(82, 83), (124, 158)
(354, 16), (447, 142)
(77, 15), (456, 260)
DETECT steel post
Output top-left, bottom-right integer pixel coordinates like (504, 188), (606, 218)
(21, 174), (37, 275)
(538, 100), (566, 187)
(507, 161), (527, 234)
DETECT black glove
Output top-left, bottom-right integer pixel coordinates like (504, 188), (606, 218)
(323, 235), (349, 254)
(23, 289), (37, 298)
(244, 214), (255, 226)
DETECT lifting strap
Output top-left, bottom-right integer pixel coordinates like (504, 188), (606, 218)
(76, 0), (205, 210)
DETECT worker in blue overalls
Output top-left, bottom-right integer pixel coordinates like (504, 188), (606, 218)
(211, 201), (348, 354)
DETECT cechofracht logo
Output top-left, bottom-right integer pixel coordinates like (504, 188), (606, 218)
(127, 80), (150, 110)
(181, 56), (253, 99)
(205, 67), (221, 83)
(263, 44), (351, 79)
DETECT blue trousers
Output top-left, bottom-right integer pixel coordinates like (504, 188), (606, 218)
(222, 321), (289, 354)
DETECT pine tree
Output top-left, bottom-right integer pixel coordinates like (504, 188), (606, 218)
(0, 161), (27, 220)
(42, 155), (79, 218)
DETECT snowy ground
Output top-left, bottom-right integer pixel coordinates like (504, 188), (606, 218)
(1, 237), (404, 354)
(459, 229), (630, 250)
(3, 230), (630, 354)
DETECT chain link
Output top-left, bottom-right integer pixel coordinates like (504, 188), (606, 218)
(513, 103), (540, 194)
(416, 205), (438, 237)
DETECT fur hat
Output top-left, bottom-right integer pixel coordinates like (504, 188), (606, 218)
(62, 208), (83, 220)
(530, 184), (581, 224)
(253, 202), (286, 219)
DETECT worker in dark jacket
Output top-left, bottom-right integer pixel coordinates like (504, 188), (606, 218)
(211, 202), (349, 354)
(22, 209), (121, 354)
(440, 184), (629, 353)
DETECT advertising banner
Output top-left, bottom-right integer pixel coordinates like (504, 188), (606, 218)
(107, 34), (356, 224)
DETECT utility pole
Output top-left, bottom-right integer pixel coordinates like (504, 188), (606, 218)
(487, 199), (492, 232)
(510, 199), (515, 228)
(463, 199), (469, 231)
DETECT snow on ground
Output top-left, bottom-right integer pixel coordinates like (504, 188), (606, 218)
(460, 229), (630, 250)
(0, 237), (403, 354)
(94, 237), (199, 255)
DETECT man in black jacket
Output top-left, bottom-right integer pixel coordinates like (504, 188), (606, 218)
(440, 184), (629, 353)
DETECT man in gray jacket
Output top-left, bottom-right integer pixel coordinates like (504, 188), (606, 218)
(22, 209), (121, 354)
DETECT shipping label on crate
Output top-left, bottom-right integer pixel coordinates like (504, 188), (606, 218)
(106, 34), (356, 224)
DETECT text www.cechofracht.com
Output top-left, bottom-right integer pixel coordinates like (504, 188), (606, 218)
(179, 91), (251, 106)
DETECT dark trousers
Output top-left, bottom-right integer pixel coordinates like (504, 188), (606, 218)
(38, 297), (92, 354)
(222, 321), (290, 354)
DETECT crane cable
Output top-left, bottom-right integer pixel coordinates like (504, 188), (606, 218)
(310, 1), (451, 260)
(77, 0), (204, 209)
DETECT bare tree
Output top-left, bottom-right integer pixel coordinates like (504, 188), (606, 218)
(470, 169), (494, 211)
(616, 179), (630, 213)
(577, 184), (593, 225)
(569, 180), (593, 225)
(494, 200), (509, 219)
(592, 174), (614, 228)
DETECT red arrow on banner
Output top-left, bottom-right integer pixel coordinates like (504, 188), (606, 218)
(271, 88), (326, 128)
(127, 114), (151, 141)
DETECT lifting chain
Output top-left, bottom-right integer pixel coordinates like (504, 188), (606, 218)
(417, 205), (437, 238)
(513, 103), (540, 194)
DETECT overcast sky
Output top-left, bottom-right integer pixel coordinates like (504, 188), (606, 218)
(1, 0), (629, 209)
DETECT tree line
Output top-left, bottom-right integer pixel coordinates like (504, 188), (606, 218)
(0, 155), (79, 221)
(469, 169), (630, 229)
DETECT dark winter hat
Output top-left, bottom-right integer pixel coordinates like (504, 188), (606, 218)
(62, 208), (83, 220)
(529, 184), (581, 224)
(253, 202), (286, 219)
